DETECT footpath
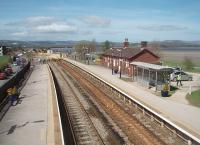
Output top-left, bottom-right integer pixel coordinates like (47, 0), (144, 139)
(65, 58), (200, 139)
(0, 64), (62, 145)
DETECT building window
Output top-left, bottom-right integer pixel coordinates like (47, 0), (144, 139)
(105, 57), (107, 62)
(126, 61), (129, 67)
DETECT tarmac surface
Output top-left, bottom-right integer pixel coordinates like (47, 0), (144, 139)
(0, 64), (58, 145)
(65, 58), (200, 139)
(0, 65), (21, 87)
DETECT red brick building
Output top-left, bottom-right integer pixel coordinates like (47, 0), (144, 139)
(102, 39), (160, 76)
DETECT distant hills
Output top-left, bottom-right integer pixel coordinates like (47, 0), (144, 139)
(0, 40), (78, 48)
(1, 40), (200, 51)
(153, 40), (200, 49)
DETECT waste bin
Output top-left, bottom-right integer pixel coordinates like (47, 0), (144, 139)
(161, 90), (169, 97)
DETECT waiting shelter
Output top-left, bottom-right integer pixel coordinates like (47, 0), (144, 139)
(130, 62), (173, 91)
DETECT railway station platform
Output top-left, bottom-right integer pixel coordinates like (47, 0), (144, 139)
(0, 64), (63, 145)
(64, 58), (200, 139)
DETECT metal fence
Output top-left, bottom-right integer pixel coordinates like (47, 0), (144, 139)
(0, 62), (30, 106)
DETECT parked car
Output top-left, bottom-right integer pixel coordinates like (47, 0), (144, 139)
(4, 66), (13, 76)
(0, 70), (7, 80)
(13, 62), (17, 66)
(170, 71), (193, 81)
(172, 67), (182, 72)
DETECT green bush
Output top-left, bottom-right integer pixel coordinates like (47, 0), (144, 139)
(186, 89), (200, 107)
(0, 56), (11, 69)
(183, 57), (194, 71)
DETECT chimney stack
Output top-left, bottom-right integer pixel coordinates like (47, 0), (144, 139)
(141, 41), (147, 49)
(123, 38), (129, 48)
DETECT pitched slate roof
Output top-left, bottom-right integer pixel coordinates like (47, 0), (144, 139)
(104, 47), (140, 59)
(131, 62), (172, 71)
(103, 47), (159, 60)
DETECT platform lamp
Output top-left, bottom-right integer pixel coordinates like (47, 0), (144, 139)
(74, 51), (76, 60)
(117, 49), (122, 79)
(85, 47), (89, 65)
(110, 48), (114, 75)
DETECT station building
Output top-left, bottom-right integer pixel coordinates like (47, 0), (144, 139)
(102, 39), (160, 76)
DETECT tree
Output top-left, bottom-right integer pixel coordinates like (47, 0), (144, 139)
(75, 41), (89, 53)
(183, 57), (194, 71)
(102, 40), (111, 52)
(74, 41), (88, 60)
(88, 39), (96, 53)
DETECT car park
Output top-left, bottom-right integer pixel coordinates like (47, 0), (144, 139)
(172, 67), (182, 72)
(0, 70), (7, 80)
(170, 71), (193, 81)
(4, 66), (13, 76)
(13, 62), (17, 66)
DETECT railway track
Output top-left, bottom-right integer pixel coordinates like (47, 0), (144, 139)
(57, 60), (174, 145)
(50, 63), (104, 145)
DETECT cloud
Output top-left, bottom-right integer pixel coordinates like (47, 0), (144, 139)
(26, 16), (57, 26)
(100, 30), (122, 35)
(11, 31), (28, 36)
(35, 23), (77, 33)
(137, 24), (188, 31)
(4, 16), (78, 37)
(80, 16), (111, 27)
(6, 16), (57, 27)
(79, 30), (93, 35)
(1, 16), (97, 40)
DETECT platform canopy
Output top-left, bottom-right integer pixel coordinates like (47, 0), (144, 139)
(130, 62), (173, 91)
(130, 62), (172, 71)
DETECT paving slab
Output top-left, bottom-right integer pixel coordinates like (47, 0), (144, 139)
(65, 58), (200, 139)
(0, 64), (54, 145)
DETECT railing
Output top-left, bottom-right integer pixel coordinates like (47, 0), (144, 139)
(0, 62), (30, 120)
(65, 59), (200, 145)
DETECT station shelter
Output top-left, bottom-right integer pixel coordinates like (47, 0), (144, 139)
(130, 62), (173, 91)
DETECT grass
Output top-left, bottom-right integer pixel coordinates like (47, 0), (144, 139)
(163, 60), (200, 73)
(186, 89), (200, 107)
(0, 56), (11, 69)
(168, 85), (179, 96)
(162, 60), (183, 68)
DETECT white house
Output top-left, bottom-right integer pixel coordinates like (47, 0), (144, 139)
(0, 46), (3, 56)
(47, 49), (53, 54)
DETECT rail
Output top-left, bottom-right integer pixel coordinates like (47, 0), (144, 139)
(50, 66), (77, 145)
(64, 59), (200, 145)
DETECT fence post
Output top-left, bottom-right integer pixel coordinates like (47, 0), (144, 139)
(189, 85), (192, 95)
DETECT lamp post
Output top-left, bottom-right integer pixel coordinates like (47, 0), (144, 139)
(110, 48), (114, 75)
(88, 48), (90, 65)
(74, 51), (76, 60)
(85, 47), (89, 65)
(87, 53), (89, 65)
(117, 49), (122, 79)
(112, 52), (114, 74)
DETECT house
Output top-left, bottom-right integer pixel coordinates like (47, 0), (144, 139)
(47, 49), (53, 54)
(102, 39), (160, 76)
(0, 46), (7, 56)
(0, 46), (3, 56)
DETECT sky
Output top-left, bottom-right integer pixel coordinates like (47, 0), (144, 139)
(0, 0), (200, 42)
